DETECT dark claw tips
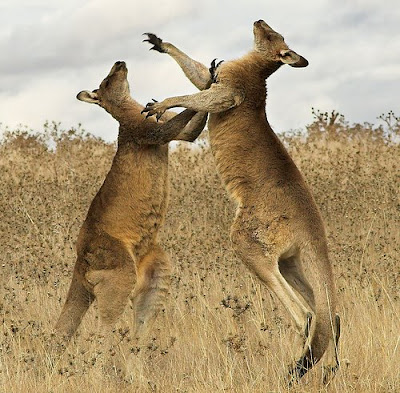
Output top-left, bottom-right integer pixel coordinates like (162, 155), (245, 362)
(142, 33), (165, 52)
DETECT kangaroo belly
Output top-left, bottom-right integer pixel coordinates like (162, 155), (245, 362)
(208, 116), (261, 204)
(84, 148), (169, 246)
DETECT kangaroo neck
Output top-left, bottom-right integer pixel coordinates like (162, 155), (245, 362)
(108, 99), (147, 147)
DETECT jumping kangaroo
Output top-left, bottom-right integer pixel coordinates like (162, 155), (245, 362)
(143, 21), (340, 384)
(54, 61), (207, 345)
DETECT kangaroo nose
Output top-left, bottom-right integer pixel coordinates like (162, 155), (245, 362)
(114, 61), (127, 71)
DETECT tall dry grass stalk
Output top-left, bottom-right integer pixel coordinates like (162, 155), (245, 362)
(0, 114), (399, 392)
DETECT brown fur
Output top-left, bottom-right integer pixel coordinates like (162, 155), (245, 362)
(143, 21), (340, 384)
(54, 61), (207, 344)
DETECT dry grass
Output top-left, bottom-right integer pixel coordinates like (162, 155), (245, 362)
(0, 113), (399, 392)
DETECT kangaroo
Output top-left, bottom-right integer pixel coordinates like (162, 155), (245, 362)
(54, 61), (207, 347)
(143, 21), (340, 384)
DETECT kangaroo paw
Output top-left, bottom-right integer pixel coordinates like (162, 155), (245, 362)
(209, 58), (224, 83)
(142, 101), (167, 120)
(143, 33), (166, 53)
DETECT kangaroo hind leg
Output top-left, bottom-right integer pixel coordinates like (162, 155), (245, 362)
(322, 313), (341, 384)
(286, 246), (337, 384)
(231, 223), (322, 383)
(84, 261), (135, 378)
(130, 244), (172, 339)
(231, 227), (312, 352)
(278, 254), (316, 312)
(86, 265), (135, 331)
(278, 254), (317, 364)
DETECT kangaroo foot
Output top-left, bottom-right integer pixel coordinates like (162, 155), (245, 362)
(322, 314), (341, 385)
(287, 312), (314, 385)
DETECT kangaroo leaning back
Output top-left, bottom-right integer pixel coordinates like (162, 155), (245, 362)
(143, 21), (340, 384)
(54, 61), (207, 346)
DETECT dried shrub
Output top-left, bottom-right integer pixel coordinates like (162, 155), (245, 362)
(0, 113), (399, 392)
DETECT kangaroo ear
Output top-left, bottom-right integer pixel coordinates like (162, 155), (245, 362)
(280, 50), (309, 68)
(77, 90), (100, 104)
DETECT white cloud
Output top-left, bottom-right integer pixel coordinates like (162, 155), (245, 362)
(1, 0), (400, 141)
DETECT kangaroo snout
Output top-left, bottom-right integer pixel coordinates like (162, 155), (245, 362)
(115, 61), (126, 68)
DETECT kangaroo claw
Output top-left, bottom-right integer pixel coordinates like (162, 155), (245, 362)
(209, 58), (224, 83)
(142, 33), (165, 53)
(304, 312), (313, 339)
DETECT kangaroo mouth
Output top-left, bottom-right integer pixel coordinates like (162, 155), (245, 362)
(108, 61), (127, 76)
(113, 61), (127, 72)
(254, 19), (270, 28)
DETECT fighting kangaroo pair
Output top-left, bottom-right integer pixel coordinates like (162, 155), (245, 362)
(55, 20), (340, 384)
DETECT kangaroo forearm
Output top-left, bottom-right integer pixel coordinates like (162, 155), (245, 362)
(160, 86), (244, 114)
(162, 42), (211, 90)
(152, 109), (197, 144)
(175, 111), (208, 142)
(159, 109), (177, 122)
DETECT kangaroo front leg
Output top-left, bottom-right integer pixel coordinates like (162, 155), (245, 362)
(142, 84), (245, 118)
(175, 111), (208, 142)
(152, 109), (206, 143)
(143, 33), (211, 90)
(136, 108), (197, 144)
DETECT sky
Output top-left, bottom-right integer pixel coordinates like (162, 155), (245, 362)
(1, 0), (399, 142)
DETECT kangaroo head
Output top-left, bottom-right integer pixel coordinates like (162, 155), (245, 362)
(253, 20), (308, 68)
(77, 61), (131, 114)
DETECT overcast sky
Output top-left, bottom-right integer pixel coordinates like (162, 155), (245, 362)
(1, 1), (399, 141)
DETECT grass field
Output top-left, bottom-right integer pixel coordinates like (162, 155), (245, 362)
(0, 112), (399, 392)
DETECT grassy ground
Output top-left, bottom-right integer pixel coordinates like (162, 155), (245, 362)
(0, 113), (399, 392)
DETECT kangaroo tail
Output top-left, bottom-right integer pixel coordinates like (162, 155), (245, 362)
(54, 262), (94, 342)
